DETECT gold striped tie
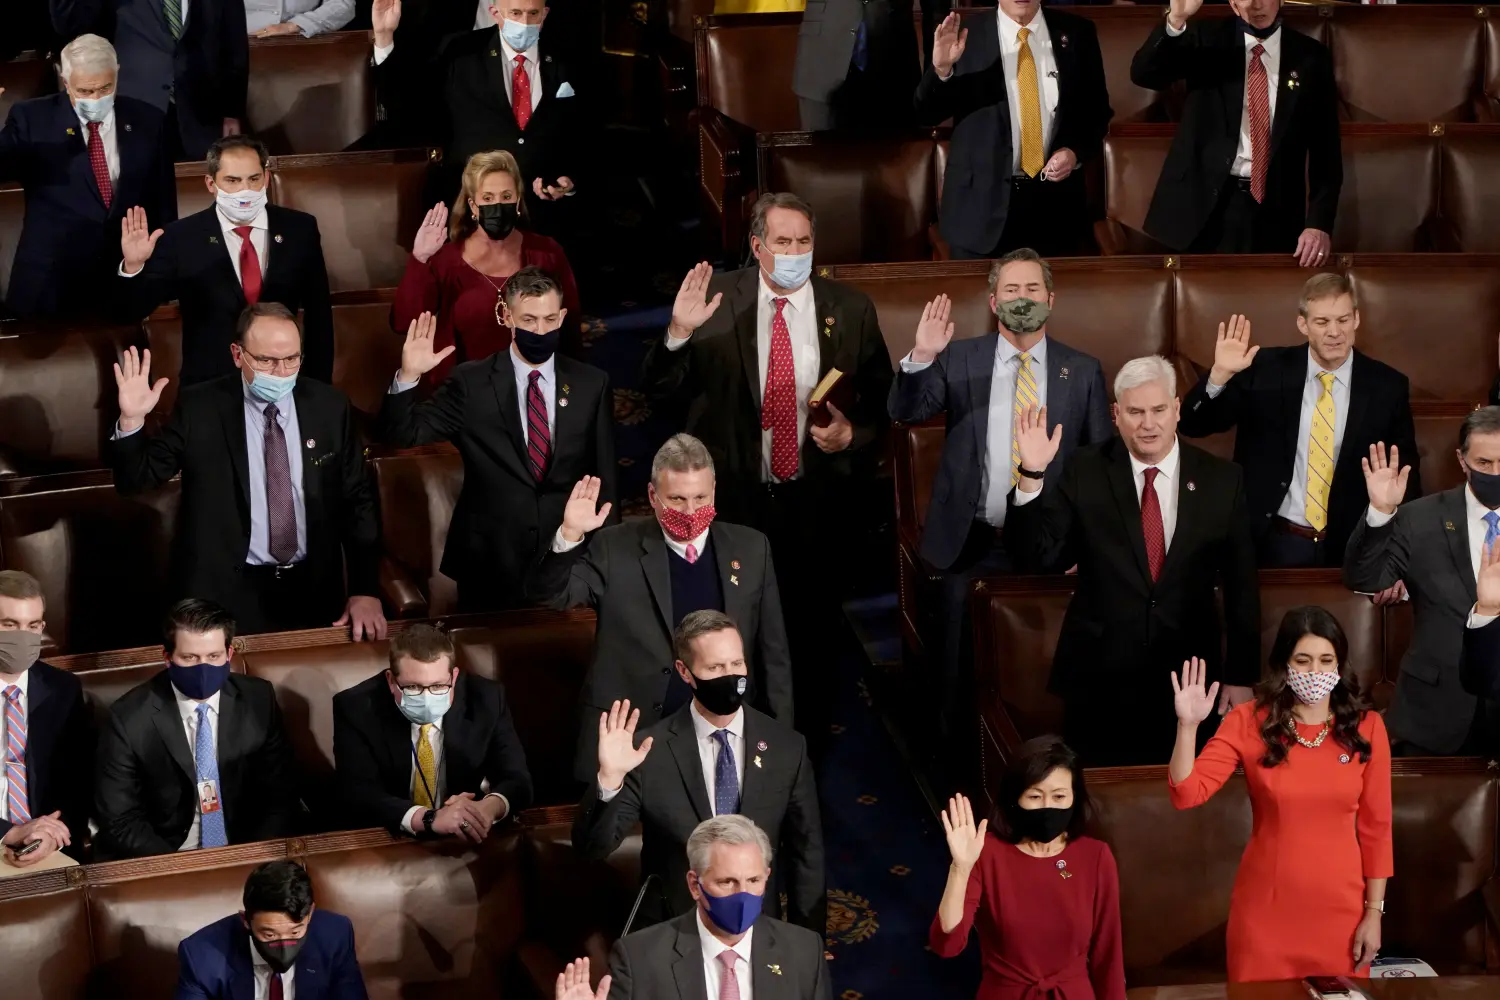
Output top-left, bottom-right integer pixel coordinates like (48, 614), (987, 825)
(413, 723), (437, 808)
(1304, 372), (1337, 534)
(1011, 352), (1038, 488)
(1016, 28), (1045, 178)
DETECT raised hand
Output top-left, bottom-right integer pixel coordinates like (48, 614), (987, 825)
(596, 699), (654, 790)
(1208, 314), (1257, 386)
(668, 262), (723, 341)
(560, 476), (612, 543)
(1171, 656), (1219, 727)
(411, 202), (449, 263)
(372, 0), (402, 46)
(940, 794), (987, 870)
(398, 312), (455, 383)
(120, 206), (164, 275)
(912, 294), (955, 364)
(1167, 0), (1203, 30)
(555, 958), (611, 1000)
(932, 12), (969, 78)
(1014, 405), (1062, 481)
(113, 346), (169, 433)
(1361, 442), (1410, 516)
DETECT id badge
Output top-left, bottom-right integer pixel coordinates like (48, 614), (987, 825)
(198, 779), (222, 814)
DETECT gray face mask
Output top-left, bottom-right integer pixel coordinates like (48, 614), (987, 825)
(996, 296), (1051, 335)
(0, 630), (42, 676)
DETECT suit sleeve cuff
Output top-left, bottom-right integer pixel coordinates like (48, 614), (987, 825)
(1013, 482), (1042, 505)
(899, 353), (934, 374)
(484, 792), (510, 820)
(401, 805), (424, 835)
(1164, 18), (1186, 37)
(389, 373), (419, 394)
(118, 261), (143, 277)
(551, 529), (583, 553)
(373, 42), (394, 64)
(1204, 382), (1224, 399)
(598, 782), (621, 803)
(112, 422), (143, 440)
(1364, 505), (1396, 528)
(1468, 608), (1499, 629)
(664, 333), (691, 351)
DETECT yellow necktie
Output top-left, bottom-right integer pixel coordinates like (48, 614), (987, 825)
(1011, 352), (1038, 488)
(1304, 372), (1337, 534)
(413, 723), (437, 808)
(1016, 27), (1045, 178)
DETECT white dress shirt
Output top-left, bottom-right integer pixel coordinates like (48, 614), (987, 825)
(398, 714), (509, 833)
(697, 908), (755, 1000)
(244, 0), (355, 36)
(76, 107), (121, 184)
(1018, 436), (1183, 548)
(172, 684), (222, 852)
(498, 35), (543, 115)
(0, 667), (31, 823)
(512, 351), (557, 437)
(1162, 22), (1280, 179)
(996, 9), (1059, 177)
(250, 938), (298, 1000)
(219, 206), (271, 285)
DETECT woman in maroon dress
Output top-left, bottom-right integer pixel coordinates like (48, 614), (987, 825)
(931, 737), (1125, 1000)
(393, 149), (581, 386)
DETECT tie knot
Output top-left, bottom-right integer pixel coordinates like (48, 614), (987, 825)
(515, 54), (526, 67)
(529, 369), (542, 386)
(1143, 466), (1160, 487)
(712, 728), (732, 748)
(1251, 43), (1265, 58)
(87, 120), (101, 134)
(419, 722), (433, 739)
(233, 225), (253, 239)
(1017, 352), (1032, 366)
(718, 950), (738, 973)
(1017, 27), (1030, 42)
(264, 403), (279, 422)
(773, 297), (788, 316)
(684, 543), (699, 564)
(1486, 512), (1499, 530)
(1317, 371), (1336, 389)
(196, 701), (211, 720)
(4, 685), (19, 704)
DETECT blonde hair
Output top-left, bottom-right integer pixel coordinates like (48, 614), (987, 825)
(450, 150), (529, 241)
(1299, 272), (1357, 317)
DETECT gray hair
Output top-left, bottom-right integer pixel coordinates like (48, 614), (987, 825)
(651, 433), (714, 487)
(988, 248), (1054, 296)
(748, 192), (816, 244)
(1460, 406), (1500, 454)
(686, 815), (774, 874)
(59, 34), (119, 83)
(1113, 355), (1177, 400)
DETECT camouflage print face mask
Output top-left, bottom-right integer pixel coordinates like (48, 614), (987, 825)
(996, 297), (1051, 335)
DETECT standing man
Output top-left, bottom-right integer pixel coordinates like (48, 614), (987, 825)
(1180, 274), (1419, 569)
(0, 33), (175, 319)
(793, 0), (933, 131)
(1130, 0), (1340, 262)
(110, 303), (386, 638)
(1007, 356), (1260, 767)
(50, 0), (249, 160)
(915, 3), (1112, 258)
(887, 249), (1111, 759)
(380, 269), (616, 612)
(117, 135), (335, 386)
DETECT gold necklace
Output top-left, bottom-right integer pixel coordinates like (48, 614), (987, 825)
(1287, 714), (1333, 749)
(463, 254), (511, 327)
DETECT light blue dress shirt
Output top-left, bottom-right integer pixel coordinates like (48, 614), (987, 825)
(242, 381), (308, 566)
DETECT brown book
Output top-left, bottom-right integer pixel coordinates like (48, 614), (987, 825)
(808, 368), (850, 428)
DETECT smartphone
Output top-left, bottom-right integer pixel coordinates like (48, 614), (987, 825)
(1304, 977), (1351, 998)
(14, 838), (43, 858)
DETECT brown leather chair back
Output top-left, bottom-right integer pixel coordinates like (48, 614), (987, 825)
(1439, 128), (1500, 253)
(1328, 7), (1486, 122)
(1046, 265), (1175, 387)
(142, 314), (184, 417)
(370, 449), (465, 616)
(1088, 10), (1176, 124)
(1412, 403), (1474, 500)
(694, 15), (802, 133)
(332, 296), (403, 427)
(1332, 129), (1440, 253)
(896, 424), (947, 549)
(1254, 570), (1388, 709)
(523, 822), (643, 977)
(820, 261), (994, 367)
(1100, 133), (1171, 246)
(77, 662), (170, 733)
(0, 56), (58, 123)
(174, 165), (215, 220)
(0, 888), (93, 1000)
(246, 32), (376, 155)
(0, 184), (24, 305)
(1173, 262), (1322, 373)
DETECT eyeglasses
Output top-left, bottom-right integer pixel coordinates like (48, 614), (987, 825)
(240, 350), (303, 375)
(397, 683), (452, 696)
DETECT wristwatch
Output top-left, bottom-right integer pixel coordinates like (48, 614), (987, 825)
(1017, 466), (1047, 480)
(421, 809), (437, 835)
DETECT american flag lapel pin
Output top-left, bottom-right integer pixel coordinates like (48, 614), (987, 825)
(274, 234), (284, 244)
(124, 123), (133, 132)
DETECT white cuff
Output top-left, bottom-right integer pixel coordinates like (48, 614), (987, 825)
(400, 805), (425, 835)
(485, 792), (510, 821)
(1164, 18), (1186, 37)
(373, 42), (394, 65)
(1204, 382), (1224, 399)
(597, 783), (621, 803)
(551, 528), (584, 553)
(899, 352), (934, 374)
(1468, 608), (1499, 629)
(112, 421), (143, 440)
(389, 373), (418, 394)
(664, 332), (691, 351)
(118, 260), (143, 277)
(1013, 482), (1042, 505)
(1364, 505), (1397, 528)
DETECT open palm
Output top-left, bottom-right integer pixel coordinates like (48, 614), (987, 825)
(941, 794), (987, 869)
(1015, 405), (1062, 473)
(114, 346), (169, 427)
(670, 262), (723, 337)
(561, 476), (612, 541)
(597, 700), (654, 786)
(411, 202), (448, 263)
(1361, 442), (1410, 514)
(1171, 657), (1219, 726)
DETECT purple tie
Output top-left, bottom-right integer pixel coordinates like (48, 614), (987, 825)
(4, 686), (29, 825)
(264, 404), (297, 565)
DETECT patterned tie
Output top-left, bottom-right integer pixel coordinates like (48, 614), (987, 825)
(717, 951), (741, 1000)
(1140, 467), (1166, 583)
(1304, 371), (1337, 534)
(4, 686), (30, 826)
(270, 973), (284, 1000)
(711, 729), (739, 816)
(762, 298), (799, 481)
(1485, 512), (1500, 553)
(195, 703), (228, 848)
(512, 55), (532, 130)
(264, 404), (298, 566)
(1247, 43), (1271, 203)
(413, 723), (437, 808)
(86, 121), (113, 209)
(1016, 28), (1045, 178)
(163, 0), (184, 40)
(1010, 352), (1038, 488)
(526, 370), (551, 483)
(685, 544), (699, 564)
(233, 226), (263, 305)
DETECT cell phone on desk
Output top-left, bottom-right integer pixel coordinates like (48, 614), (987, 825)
(1304, 977), (1352, 998)
(14, 838), (43, 858)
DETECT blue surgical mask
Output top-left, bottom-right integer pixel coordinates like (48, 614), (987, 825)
(699, 886), (763, 936)
(75, 94), (114, 123)
(767, 250), (813, 290)
(398, 690), (451, 726)
(248, 371), (297, 404)
(168, 661), (232, 701)
(500, 19), (541, 51)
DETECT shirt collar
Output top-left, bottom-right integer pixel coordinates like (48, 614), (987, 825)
(1307, 348), (1353, 386)
(172, 683), (222, 718)
(1129, 437), (1181, 483)
(0, 663), (32, 697)
(498, 34), (540, 65)
(1244, 26), (1282, 55)
(998, 7), (1046, 41)
(218, 206), (270, 233)
(1465, 485), (1500, 526)
(696, 907), (755, 965)
(996, 334), (1047, 369)
(662, 525), (711, 561)
(759, 271), (814, 314)
(513, 348), (556, 385)
(690, 702), (745, 741)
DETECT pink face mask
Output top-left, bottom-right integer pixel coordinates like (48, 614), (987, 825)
(652, 487), (716, 542)
(1286, 669), (1341, 705)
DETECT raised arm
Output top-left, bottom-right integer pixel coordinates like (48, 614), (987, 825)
(1168, 658), (1243, 809)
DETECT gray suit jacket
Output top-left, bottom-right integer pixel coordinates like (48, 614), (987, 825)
(607, 911), (832, 1000)
(792, 0), (929, 104)
(1343, 486), (1480, 753)
(887, 333), (1112, 570)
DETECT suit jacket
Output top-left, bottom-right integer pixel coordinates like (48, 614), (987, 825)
(379, 350), (617, 609)
(0, 661), (95, 853)
(607, 911), (832, 1000)
(1344, 487), (1480, 753)
(886, 333), (1113, 571)
(914, 8), (1112, 257)
(94, 672), (299, 859)
(175, 910), (368, 1000)
(110, 375), (381, 632)
(640, 268), (894, 527)
(331, 671), (533, 833)
(1006, 436), (1261, 693)
(793, 0), (930, 104)
(525, 518), (794, 781)
(573, 704), (825, 933)
(1131, 17), (1341, 252)
(1461, 616), (1500, 704)
(1180, 346), (1419, 565)
(117, 205), (335, 385)
(0, 92), (175, 319)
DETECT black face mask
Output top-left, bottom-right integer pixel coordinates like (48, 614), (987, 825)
(475, 201), (519, 240)
(691, 671), (750, 716)
(1236, 15), (1282, 40)
(1007, 805), (1073, 844)
(1469, 466), (1500, 509)
(512, 326), (561, 365)
(251, 935), (305, 975)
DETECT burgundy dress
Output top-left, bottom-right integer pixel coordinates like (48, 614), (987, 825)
(392, 233), (581, 386)
(929, 834), (1126, 1000)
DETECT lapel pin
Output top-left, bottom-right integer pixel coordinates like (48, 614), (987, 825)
(1059, 34), (1069, 48)
(124, 123), (133, 132)
(757, 740), (767, 751)
(305, 438), (315, 449)
(1287, 78), (1299, 91)
(1057, 859), (1071, 878)
(1339, 753), (1351, 764)
(274, 234), (283, 244)
(209, 235), (219, 244)
(824, 316), (835, 326)
(1446, 521), (1456, 531)
(558, 397), (569, 407)
(66, 127), (76, 135)
(1186, 481), (1196, 492)
(545, 55), (553, 63)
(753, 755), (762, 768)
(1059, 366), (1069, 380)
(731, 560), (740, 570)
(730, 574), (739, 586)
(767, 965), (782, 976)
(561, 383), (570, 394)
(489, 49), (498, 56)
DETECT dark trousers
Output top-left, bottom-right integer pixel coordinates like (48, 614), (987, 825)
(233, 562), (341, 636)
(1188, 178), (1289, 254)
(1394, 701), (1493, 758)
(1064, 677), (1219, 769)
(935, 522), (1013, 757)
(798, 64), (918, 131)
(1258, 520), (1327, 568)
(950, 174), (1090, 260)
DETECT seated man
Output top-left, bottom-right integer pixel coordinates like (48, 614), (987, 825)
(332, 624), (533, 838)
(94, 600), (301, 859)
(176, 859), (368, 1000)
(0, 571), (94, 866)
(573, 611), (824, 933)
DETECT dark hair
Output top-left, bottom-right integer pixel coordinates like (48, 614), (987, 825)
(206, 135), (271, 177)
(1255, 606), (1372, 768)
(235, 301), (301, 345)
(242, 860), (314, 921)
(673, 610), (740, 666)
(1460, 406), (1500, 455)
(162, 598), (237, 655)
(989, 736), (1091, 843)
(748, 191), (816, 244)
(502, 265), (562, 309)
(988, 248), (1054, 294)
(388, 624), (455, 677)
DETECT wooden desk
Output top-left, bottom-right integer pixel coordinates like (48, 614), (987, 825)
(1129, 979), (1500, 1000)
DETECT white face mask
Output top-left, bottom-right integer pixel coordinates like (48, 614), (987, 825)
(215, 185), (267, 225)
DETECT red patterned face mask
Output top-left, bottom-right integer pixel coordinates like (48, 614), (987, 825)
(652, 488), (717, 542)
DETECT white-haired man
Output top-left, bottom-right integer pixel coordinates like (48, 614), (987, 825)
(0, 32), (175, 319)
(1005, 355), (1261, 767)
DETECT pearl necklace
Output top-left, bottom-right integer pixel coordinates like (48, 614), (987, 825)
(1287, 714), (1333, 749)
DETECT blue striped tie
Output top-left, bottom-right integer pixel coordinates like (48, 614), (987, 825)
(195, 703), (228, 848)
(711, 730), (740, 816)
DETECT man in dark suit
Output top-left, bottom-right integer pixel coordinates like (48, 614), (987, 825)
(887, 249), (1112, 760)
(176, 860), (369, 1000)
(1130, 0), (1340, 262)
(1344, 409), (1500, 757)
(380, 268), (616, 611)
(794, 0), (936, 130)
(1461, 542), (1500, 759)
(117, 135), (335, 385)
(0, 33), (175, 319)
(527, 434), (793, 782)
(110, 303), (386, 638)
(95, 599), (301, 859)
(574, 611), (824, 933)
(1180, 273), (1419, 569)
(915, 2), (1112, 258)
(1007, 355), (1260, 767)
(0, 571), (94, 867)
(332, 624), (532, 839)
(50, 0), (248, 160)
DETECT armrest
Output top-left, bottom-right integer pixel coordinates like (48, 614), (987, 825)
(699, 108), (752, 260)
(379, 555), (428, 619)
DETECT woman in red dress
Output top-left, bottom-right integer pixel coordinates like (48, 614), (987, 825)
(930, 737), (1125, 1000)
(393, 149), (581, 386)
(1170, 605), (1393, 982)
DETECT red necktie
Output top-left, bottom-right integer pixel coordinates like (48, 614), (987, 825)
(512, 54), (532, 130)
(233, 226), (263, 305)
(762, 297), (799, 482)
(269, 972), (284, 1000)
(1140, 467), (1166, 583)
(526, 369), (551, 482)
(87, 121), (113, 210)
(1246, 43), (1270, 204)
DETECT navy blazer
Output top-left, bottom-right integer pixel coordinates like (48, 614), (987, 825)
(175, 910), (368, 1000)
(887, 333), (1113, 571)
(0, 92), (175, 318)
(1462, 617), (1500, 705)
(0, 661), (95, 852)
